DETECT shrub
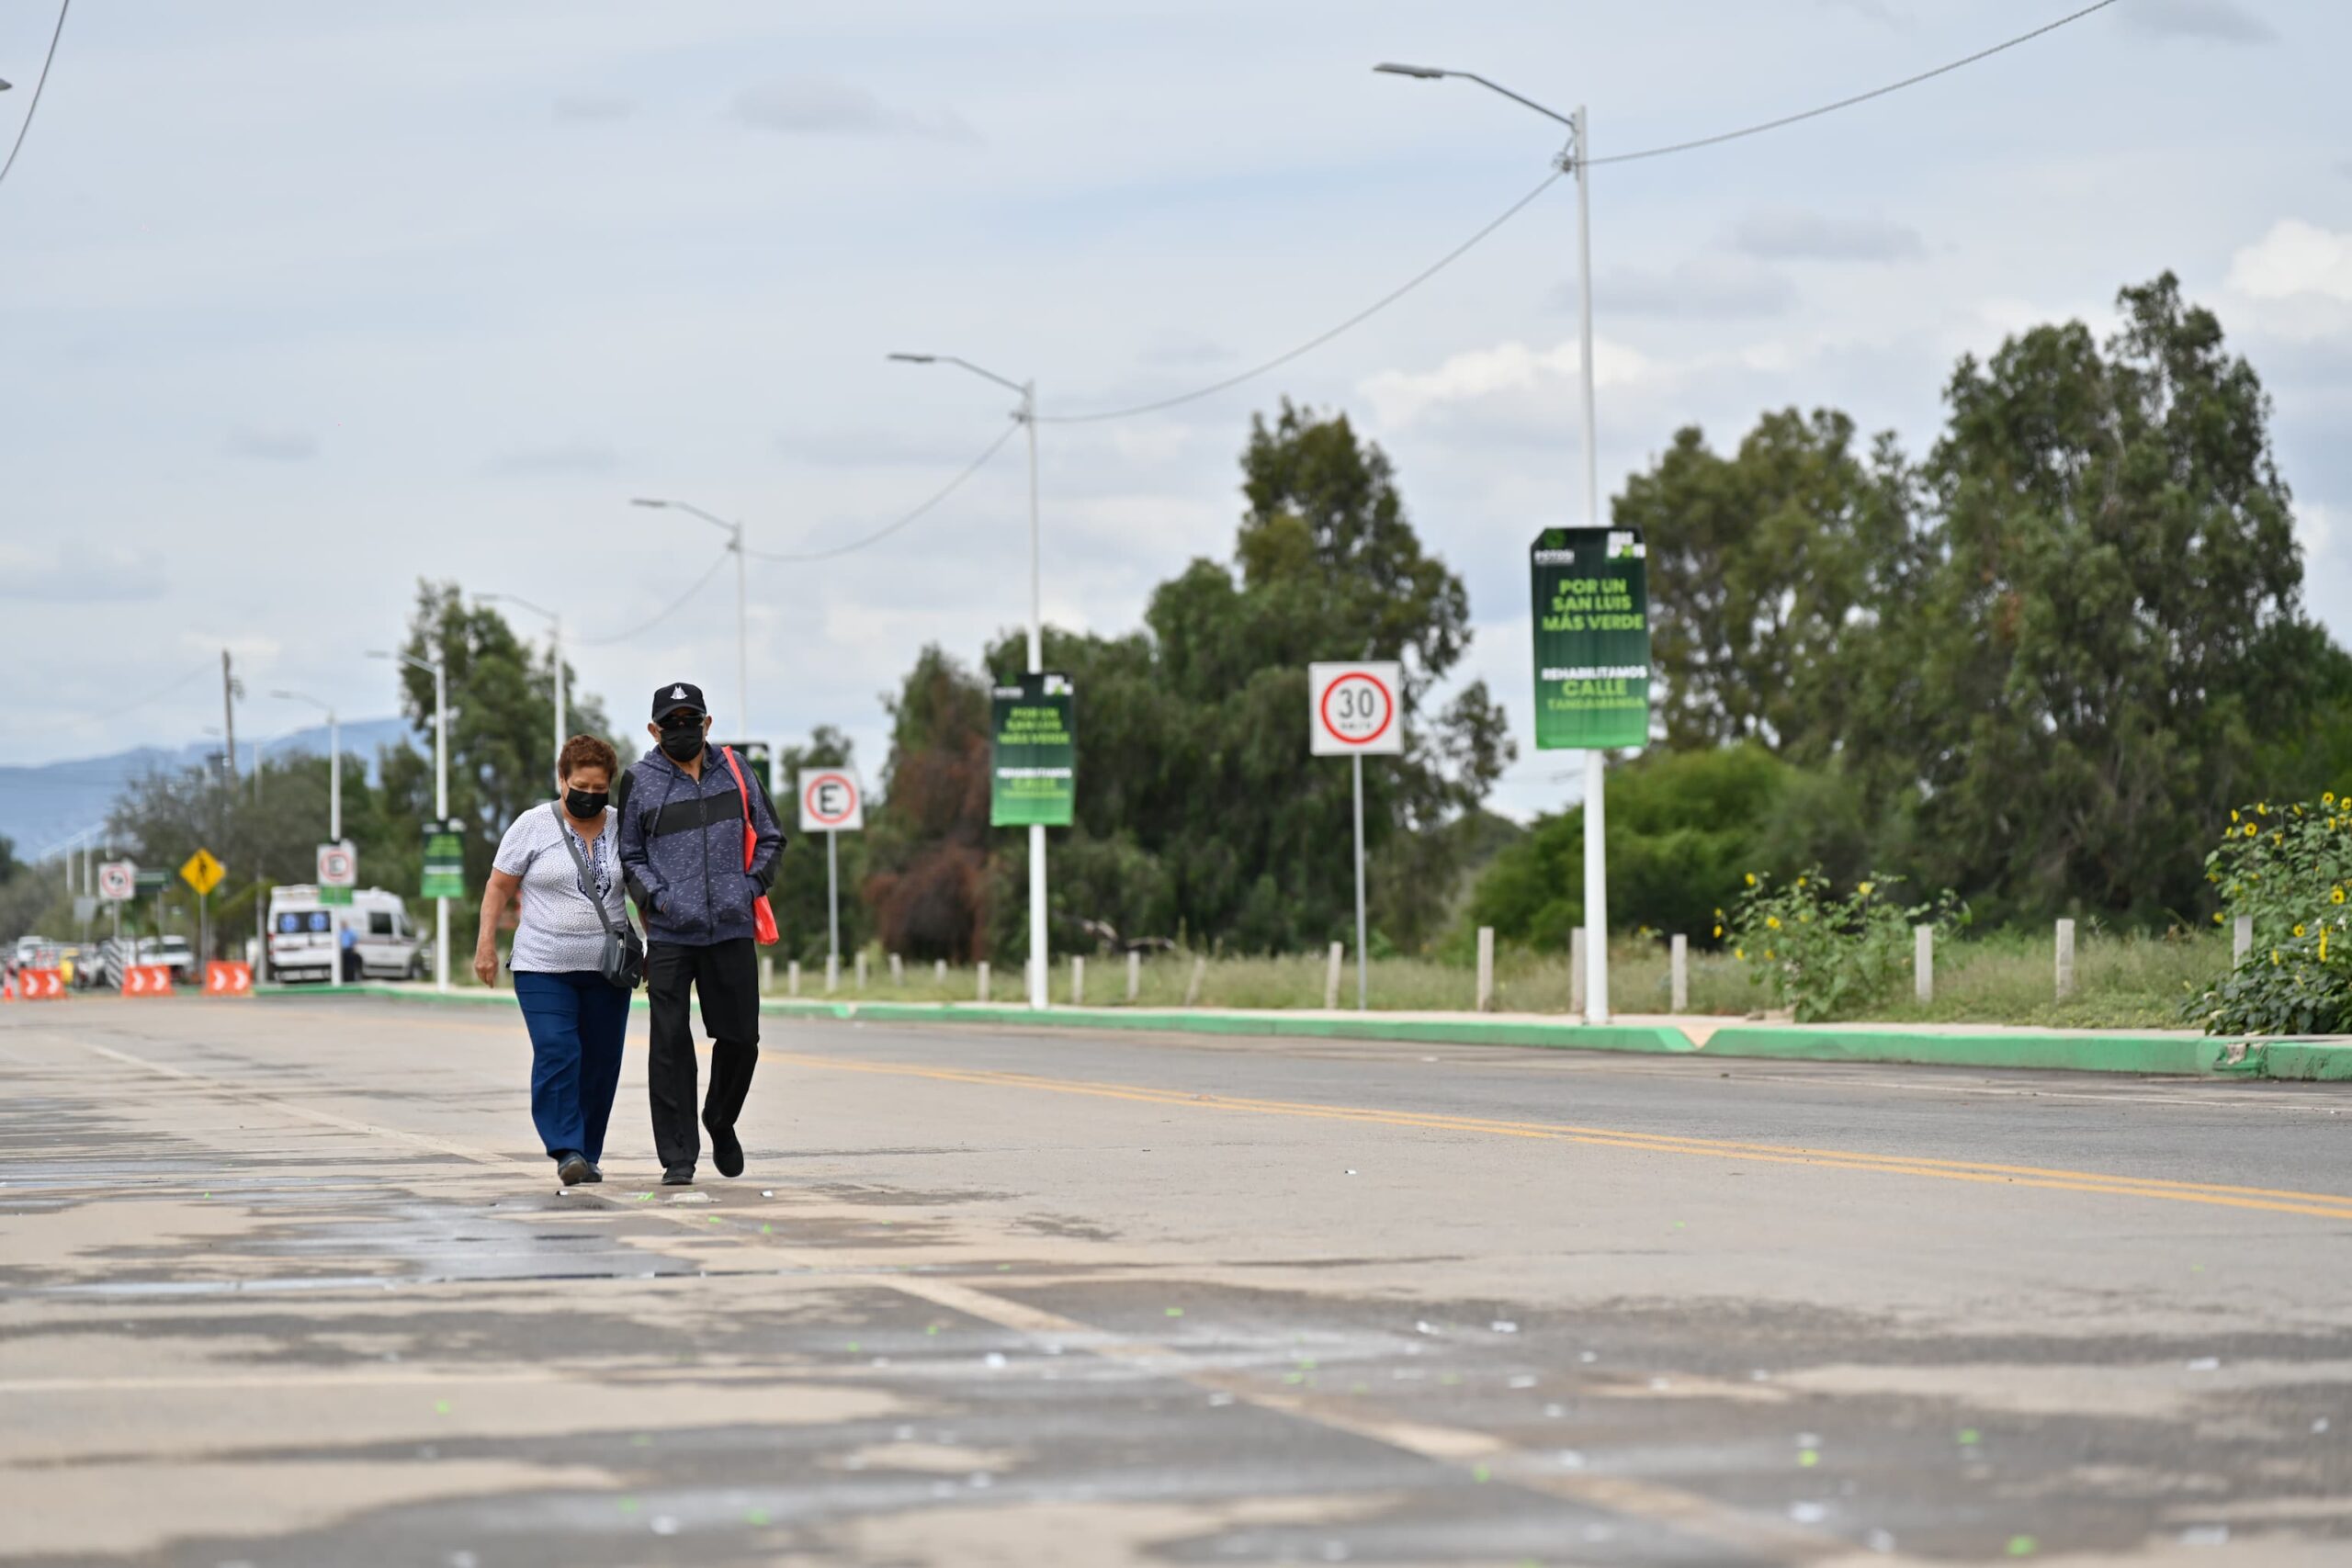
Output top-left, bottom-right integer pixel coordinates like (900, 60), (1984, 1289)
(2180, 795), (2352, 1034)
(1728, 868), (1962, 1022)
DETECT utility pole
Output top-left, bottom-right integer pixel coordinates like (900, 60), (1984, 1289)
(221, 649), (238, 784)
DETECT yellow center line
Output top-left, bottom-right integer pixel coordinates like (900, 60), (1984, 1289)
(770, 1052), (2352, 1223)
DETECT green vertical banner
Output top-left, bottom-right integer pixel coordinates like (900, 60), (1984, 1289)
(990, 672), (1076, 828)
(420, 822), (467, 899)
(1530, 525), (1652, 750)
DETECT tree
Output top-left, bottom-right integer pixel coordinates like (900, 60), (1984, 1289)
(0, 835), (17, 886)
(1862, 273), (2320, 921)
(1627, 408), (1918, 761)
(864, 647), (994, 961)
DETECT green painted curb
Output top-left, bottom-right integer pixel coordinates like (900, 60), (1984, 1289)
(256, 985), (2352, 1079)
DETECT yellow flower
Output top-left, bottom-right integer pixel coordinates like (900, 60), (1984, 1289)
(2245, 824), (2258, 838)
(1766, 916), (1781, 930)
(1734, 947), (1747, 961)
(2333, 887), (2345, 905)
(1796, 875), (1807, 888)
(2259, 802), (2270, 815)
(2326, 792), (2337, 807)
(2294, 924), (2307, 938)
(2213, 912), (2225, 925)
(1745, 873), (1757, 887)
(2232, 808), (2241, 823)
(1712, 924), (1724, 938)
(2324, 930), (2331, 963)
(1858, 881), (1874, 897)
(2272, 948), (2282, 966)
(1764, 949), (1776, 961)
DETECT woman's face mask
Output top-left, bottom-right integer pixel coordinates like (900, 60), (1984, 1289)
(563, 786), (608, 819)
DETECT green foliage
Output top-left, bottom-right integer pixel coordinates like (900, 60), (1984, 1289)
(1729, 869), (1962, 1023)
(2179, 795), (2352, 1033)
(1467, 744), (1866, 950)
(877, 403), (1512, 962)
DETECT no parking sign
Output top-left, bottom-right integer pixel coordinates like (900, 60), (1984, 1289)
(796, 771), (865, 833)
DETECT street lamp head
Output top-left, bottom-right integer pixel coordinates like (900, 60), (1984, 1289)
(365, 650), (391, 661)
(1374, 62), (1450, 79)
(628, 497), (668, 509)
(886, 353), (937, 364)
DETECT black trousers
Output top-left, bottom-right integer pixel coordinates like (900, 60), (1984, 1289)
(645, 937), (761, 1172)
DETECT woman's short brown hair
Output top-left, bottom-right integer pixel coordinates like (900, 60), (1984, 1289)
(558, 734), (618, 781)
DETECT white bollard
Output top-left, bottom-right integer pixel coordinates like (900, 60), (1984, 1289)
(1127, 949), (1141, 1004)
(935, 958), (947, 984)
(1071, 954), (1085, 1006)
(825, 954), (839, 995)
(760, 955), (774, 994)
(890, 953), (903, 987)
(1185, 955), (1207, 1007)
(1671, 933), (1689, 1014)
(1325, 942), (1344, 1010)
(855, 952), (868, 991)
(2055, 918), (2075, 999)
(2233, 915), (2254, 966)
(787, 960), (801, 998)
(977, 961), (990, 1003)
(1915, 925), (1934, 1002)
(1476, 926), (1495, 1012)
(1569, 927), (1587, 1018)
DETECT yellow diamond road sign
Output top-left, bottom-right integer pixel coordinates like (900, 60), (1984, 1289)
(180, 848), (225, 897)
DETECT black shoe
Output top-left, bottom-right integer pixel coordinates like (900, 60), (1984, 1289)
(662, 1166), (695, 1186)
(705, 1114), (744, 1179)
(581, 1162), (604, 1184)
(557, 1153), (591, 1187)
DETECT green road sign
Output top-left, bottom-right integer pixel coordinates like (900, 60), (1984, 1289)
(1530, 525), (1652, 750)
(990, 672), (1076, 828)
(421, 822), (466, 899)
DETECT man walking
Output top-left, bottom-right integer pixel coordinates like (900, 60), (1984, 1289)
(616, 682), (785, 1184)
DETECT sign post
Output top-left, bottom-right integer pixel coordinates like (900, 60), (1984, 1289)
(1529, 525), (1652, 1023)
(990, 672), (1075, 1007)
(1309, 661), (1404, 1012)
(180, 847), (225, 968)
(98, 860), (135, 961)
(317, 842), (356, 906)
(421, 822), (465, 993)
(796, 769), (866, 977)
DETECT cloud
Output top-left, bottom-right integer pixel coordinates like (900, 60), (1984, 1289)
(2118, 0), (2277, 44)
(2229, 220), (2352, 304)
(727, 78), (976, 141)
(1730, 209), (1925, 263)
(1593, 255), (1796, 320)
(484, 439), (621, 476)
(0, 545), (167, 603)
(553, 93), (635, 123)
(1817, 0), (1905, 25)
(1357, 336), (1659, 429)
(222, 427), (319, 462)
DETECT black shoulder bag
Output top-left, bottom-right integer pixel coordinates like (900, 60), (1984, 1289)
(550, 803), (644, 991)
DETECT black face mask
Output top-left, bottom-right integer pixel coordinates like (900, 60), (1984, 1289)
(564, 788), (607, 819)
(658, 724), (704, 762)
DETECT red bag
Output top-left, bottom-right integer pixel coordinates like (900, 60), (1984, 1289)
(719, 747), (781, 946)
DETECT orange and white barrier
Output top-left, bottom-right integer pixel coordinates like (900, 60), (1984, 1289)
(203, 962), (253, 997)
(122, 964), (175, 997)
(13, 968), (65, 1001)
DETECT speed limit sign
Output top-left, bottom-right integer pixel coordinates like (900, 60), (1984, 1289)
(1308, 662), (1403, 756)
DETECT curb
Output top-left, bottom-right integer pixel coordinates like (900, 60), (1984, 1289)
(253, 985), (2352, 1081)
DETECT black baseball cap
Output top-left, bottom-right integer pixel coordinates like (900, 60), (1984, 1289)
(650, 681), (707, 720)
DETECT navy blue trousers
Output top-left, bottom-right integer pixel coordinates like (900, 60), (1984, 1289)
(514, 969), (629, 1165)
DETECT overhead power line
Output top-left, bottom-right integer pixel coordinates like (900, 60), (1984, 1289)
(747, 421), (1021, 563)
(87, 663), (209, 724)
(573, 549), (731, 646)
(0, 0), (72, 190)
(1588, 0), (2122, 166)
(1035, 0), (2119, 426)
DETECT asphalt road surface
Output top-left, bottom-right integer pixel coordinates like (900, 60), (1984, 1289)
(4, 995), (2349, 1566)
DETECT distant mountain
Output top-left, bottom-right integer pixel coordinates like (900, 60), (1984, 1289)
(0, 716), (417, 858)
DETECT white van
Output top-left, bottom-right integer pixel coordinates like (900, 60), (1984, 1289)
(266, 886), (431, 984)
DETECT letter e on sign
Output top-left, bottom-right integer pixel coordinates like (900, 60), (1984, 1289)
(1308, 662), (1404, 757)
(796, 770), (865, 834)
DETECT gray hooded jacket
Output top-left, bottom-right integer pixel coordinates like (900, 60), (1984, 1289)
(616, 744), (785, 947)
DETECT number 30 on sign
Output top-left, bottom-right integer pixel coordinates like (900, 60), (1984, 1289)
(1308, 662), (1404, 757)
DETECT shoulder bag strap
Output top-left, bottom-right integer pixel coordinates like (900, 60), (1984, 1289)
(719, 747), (755, 871)
(549, 803), (627, 942)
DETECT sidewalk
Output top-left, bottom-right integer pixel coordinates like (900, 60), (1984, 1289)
(277, 982), (2352, 1081)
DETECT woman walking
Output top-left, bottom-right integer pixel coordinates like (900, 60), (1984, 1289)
(474, 735), (639, 1187)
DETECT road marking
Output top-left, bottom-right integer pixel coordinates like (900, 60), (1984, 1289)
(766, 1052), (2352, 1223)
(46, 1032), (1900, 1564)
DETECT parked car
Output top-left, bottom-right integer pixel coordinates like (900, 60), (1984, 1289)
(136, 936), (198, 983)
(266, 886), (430, 983)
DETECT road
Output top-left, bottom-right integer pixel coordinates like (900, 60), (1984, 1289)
(3, 995), (2348, 1565)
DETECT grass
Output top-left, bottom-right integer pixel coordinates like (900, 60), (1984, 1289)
(758, 928), (2232, 1029)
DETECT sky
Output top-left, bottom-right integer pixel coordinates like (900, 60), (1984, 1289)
(4, 0), (2350, 845)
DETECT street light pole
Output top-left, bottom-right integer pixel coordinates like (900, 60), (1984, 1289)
(480, 593), (566, 772)
(272, 691), (341, 844)
(370, 649), (449, 991)
(888, 351), (1050, 1010)
(1376, 62), (1610, 1023)
(628, 499), (749, 738)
